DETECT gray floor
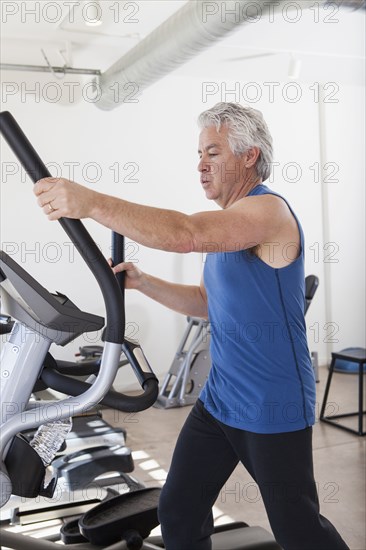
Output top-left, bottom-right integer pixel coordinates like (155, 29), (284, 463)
(104, 365), (366, 550)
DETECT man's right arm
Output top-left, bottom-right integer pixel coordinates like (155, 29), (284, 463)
(113, 262), (208, 319)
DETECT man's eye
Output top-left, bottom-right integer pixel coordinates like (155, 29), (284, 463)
(209, 153), (217, 157)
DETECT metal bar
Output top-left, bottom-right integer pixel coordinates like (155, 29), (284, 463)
(318, 89), (334, 360)
(0, 342), (122, 458)
(158, 318), (194, 399)
(323, 412), (366, 419)
(359, 362), (364, 435)
(320, 418), (366, 436)
(0, 528), (132, 549)
(179, 322), (206, 403)
(0, 63), (101, 76)
(320, 357), (336, 418)
(0, 323), (50, 427)
(167, 359), (186, 400)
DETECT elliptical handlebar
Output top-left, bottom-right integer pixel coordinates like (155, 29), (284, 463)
(112, 230), (126, 294)
(41, 364), (159, 413)
(110, 231), (156, 403)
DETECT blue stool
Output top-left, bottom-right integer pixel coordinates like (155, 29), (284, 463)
(320, 348), (366, 436)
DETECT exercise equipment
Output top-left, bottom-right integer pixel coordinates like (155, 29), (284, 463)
(0, 313), (13, 334)
(0, 109), (158, 510)
(0, 338), (140, 525)
(155, 317), (211, 408)
(305, 274), (320, 383)
(0, 111), (282, 549)
(332, 347), (366, 374)
(0, 240), (157, 495)
(304, 275), (319, 315)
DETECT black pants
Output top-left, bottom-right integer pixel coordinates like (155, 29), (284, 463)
(158, 399), (349, 550)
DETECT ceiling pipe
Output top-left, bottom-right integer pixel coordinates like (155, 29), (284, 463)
(95, 0), (365, 111)
(0, 63), (101, 76)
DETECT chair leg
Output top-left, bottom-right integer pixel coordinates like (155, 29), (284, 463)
(320, 356), (336, 420)
(358, 362), (364, 436)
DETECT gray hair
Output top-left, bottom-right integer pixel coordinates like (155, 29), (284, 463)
(197, 102), (273, 181)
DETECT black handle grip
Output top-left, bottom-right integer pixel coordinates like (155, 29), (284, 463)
(41, 368), (159, 413)
(122, 339), (158, 388)
(112, 231), (125, 296)
(0, 111), (124, 344)
(0, 111), (52, 183)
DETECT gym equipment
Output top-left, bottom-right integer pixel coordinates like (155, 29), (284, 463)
(332, 347), (366, 374)
(304, 275), (319, 315)
(305, 274), (320, 383)
(155, 317), (211, 408)
(79, 488), (161, 546)
(0, 241), (157, 497)
(0, 111), (282, 549)
(1, 344), (140, 525)
(0, 313), (13, 334)
(0, 110), (158, 504)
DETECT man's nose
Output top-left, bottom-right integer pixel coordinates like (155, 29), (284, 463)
(198, 158), (209, 172)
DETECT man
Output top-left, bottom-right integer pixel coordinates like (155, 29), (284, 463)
(34, 102), (348, 550)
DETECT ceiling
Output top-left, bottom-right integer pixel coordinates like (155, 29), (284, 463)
(0, 1), (187, 71)
(0, 1), (365, 87)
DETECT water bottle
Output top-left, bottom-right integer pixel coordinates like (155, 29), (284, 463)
(30, 417), (73, 467)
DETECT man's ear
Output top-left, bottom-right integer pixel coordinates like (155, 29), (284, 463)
(244, 147), (261, 169)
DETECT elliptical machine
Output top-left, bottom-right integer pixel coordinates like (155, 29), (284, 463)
(0, 111), (162, 547)
(0, 111), (281, 549)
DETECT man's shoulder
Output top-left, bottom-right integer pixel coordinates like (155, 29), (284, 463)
(233, 192), (289, 215)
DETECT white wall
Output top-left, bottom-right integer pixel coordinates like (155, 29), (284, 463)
(322, 85), (366, 352)
(1, 70), (365, 391)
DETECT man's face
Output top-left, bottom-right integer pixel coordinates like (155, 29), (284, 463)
(198, 124), (247, 208)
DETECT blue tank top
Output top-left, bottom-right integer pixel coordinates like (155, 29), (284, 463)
(200, 184), (316, 434)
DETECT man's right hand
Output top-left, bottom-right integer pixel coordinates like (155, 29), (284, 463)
(108, 260), (144, 290)
(108, 260), (207, 319)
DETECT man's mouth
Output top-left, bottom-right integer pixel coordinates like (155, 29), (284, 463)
(201, 178), (211, 186)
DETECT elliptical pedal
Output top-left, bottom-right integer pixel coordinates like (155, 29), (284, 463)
(79, 487), (161, 547)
